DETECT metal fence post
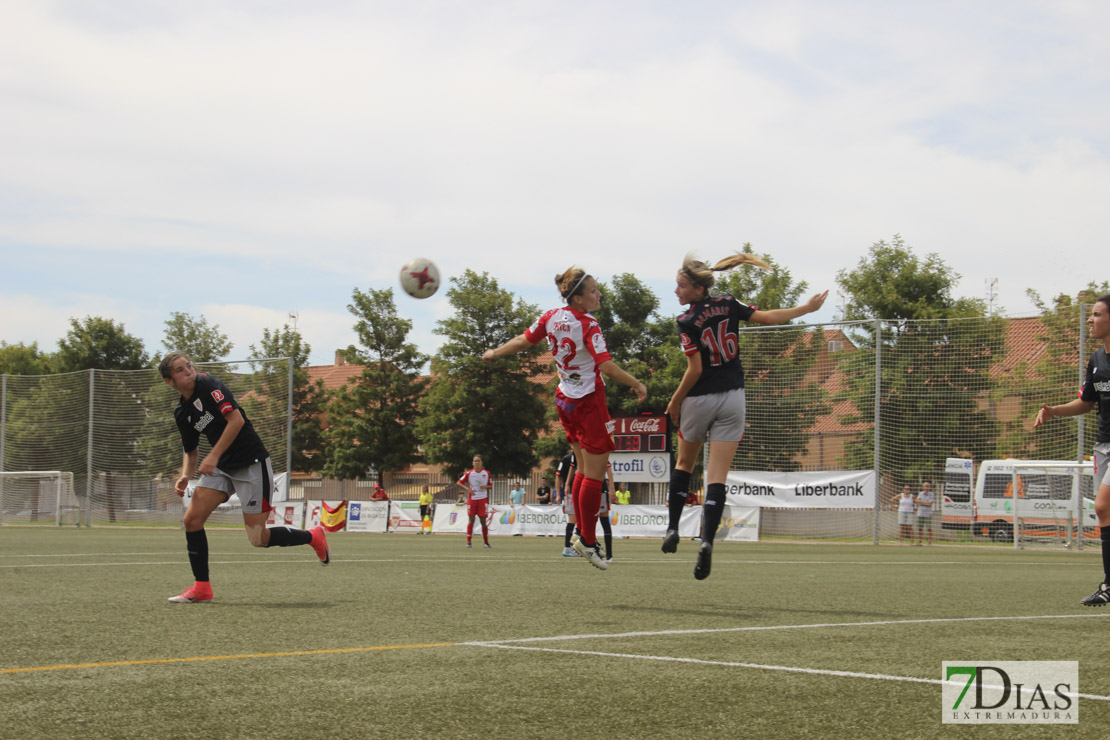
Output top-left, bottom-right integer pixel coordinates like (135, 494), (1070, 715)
(872, 318), (882, 545)
(1078, 303), (1087, 550)
(86, 369), (94, 528)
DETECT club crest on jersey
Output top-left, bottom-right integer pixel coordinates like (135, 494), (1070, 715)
(193, 399), (204, 411)
(211, 389), (225, 402)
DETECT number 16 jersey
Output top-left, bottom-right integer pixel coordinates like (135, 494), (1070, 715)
(525, 306), (611, 399)
(676, 295), (756, 397)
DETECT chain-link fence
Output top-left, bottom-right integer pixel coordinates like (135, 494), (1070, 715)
(0, 359), (292, 526)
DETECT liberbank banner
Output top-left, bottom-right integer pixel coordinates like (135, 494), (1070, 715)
(725, 470), (876, 509)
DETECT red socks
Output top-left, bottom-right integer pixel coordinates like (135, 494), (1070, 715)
(576, 476), (603, 546)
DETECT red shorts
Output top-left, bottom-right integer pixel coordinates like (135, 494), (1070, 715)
(468, 498), (488, 519)
(555, 387), (615, 455)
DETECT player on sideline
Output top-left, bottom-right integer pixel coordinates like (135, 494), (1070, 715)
(483, 266), (647, 570)
(662, 253), (827, 579)
(1034, 293), (1110, 606)
(458, 454), (493, 548)
(160, 352), (330, 604)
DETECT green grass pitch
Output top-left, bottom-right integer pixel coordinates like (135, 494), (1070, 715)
(1, 527), (1108, 739)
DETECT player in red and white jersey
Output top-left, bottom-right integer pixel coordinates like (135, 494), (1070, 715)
(663, 252), (827, 580)
(483, 266), (646, 570)
(457, 454), (493, 548)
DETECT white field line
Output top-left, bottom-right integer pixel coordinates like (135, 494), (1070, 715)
(463, 612), (1110, 645)
(462, 613), (1110, 702)
(465, 643), (1110, 702)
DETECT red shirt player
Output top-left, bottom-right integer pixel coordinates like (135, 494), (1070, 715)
(458, 454), (492, 548)
(483, 265), (646, 570)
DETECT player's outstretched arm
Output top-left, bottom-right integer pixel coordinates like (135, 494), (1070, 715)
(598, 360), (647, 403)
(1034, 399), (1094, 428)
(750, 290), (829, 326)
(483, 334), (532, 362)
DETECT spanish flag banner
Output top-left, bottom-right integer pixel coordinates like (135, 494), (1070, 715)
(320, 499), (348, 532)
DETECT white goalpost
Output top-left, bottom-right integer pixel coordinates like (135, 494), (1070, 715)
(0, 471), (79, 527)
(1008, 461), (1095, 551)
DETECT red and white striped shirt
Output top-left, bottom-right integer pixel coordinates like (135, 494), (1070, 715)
(525, 307), (612, 399)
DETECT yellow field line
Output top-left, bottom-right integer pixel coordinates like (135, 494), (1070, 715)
(0, 642), (457, 675)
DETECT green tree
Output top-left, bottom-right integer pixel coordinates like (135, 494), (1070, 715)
(322, 289), (426, 479)
(54, 316), (148, 371)
(416, 270), (547, 479)
(0, 341), (54, 375)
(713, 246), (830, 472)
(160, 312), (232, 362)
(248, 325), (328, 473)
(592, 273), (678, 416)
(835, 236), (1004, 480)
(999, 283), (1110, 459)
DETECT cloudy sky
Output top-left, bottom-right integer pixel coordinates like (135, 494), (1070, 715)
(2, 0), (1107, 367)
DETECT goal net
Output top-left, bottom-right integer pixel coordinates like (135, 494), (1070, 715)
(0, 471), (78, 526)
(0, 359), (292, 527)
(718, 312), (1088, 544)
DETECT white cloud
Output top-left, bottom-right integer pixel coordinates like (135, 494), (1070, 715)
(3, 0), (1110, 364)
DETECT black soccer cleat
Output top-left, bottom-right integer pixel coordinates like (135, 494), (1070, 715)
(693, 542), (713, 580)
(1081, 582), (1110, 607)
(661, 530), (679, 554)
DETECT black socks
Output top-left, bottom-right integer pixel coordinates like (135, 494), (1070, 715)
(266, 526), (312, 547)
(185, 528), (209, 582)
(667, 469), (693, 531)
(700, 483), (727, 546)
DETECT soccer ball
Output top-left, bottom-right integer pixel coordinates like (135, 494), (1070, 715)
(399, 258), (440, 299)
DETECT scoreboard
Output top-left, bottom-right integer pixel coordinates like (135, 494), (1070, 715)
(611, 414), (670, 453)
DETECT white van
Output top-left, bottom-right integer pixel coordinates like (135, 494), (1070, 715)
(941, 457), (974, 530)
(972, 459), (1096, 543)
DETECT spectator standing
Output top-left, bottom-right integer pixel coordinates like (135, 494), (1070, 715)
(892, 485), (916, 544)
(915, 482), (935, 545)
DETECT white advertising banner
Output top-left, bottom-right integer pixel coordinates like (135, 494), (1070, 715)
(609, 453), (671, 483)
(428, 504), (699, 539)
(388, 501), (425, 534)
(266, 501), (304, 529)
(304, 500), (344, 528)
(433, 503), (514, 535)
(715, 505), (761, 542)
(273, 472), (289, 502)
(514, 504), (567, 536)
(345, 500), (390, 533)
(725, 470), (876, 509)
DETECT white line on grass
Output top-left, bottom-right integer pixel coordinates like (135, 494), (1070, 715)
(461, 612), (1110, 646)
(464, 642), (1110, 702)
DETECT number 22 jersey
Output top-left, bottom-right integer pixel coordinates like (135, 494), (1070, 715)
(524, 306), (611, 399)
(676, 295), (756, 397)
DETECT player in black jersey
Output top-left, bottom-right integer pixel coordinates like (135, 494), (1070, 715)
(160, 352), (331, 604)
(1034, 294), (1110, 606)
(661, 252), (827, 579)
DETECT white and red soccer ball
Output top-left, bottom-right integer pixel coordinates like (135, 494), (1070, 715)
(399, 258), (440, 299)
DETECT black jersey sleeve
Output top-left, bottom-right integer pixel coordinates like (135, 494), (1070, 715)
(1081, 354), (1098, 403)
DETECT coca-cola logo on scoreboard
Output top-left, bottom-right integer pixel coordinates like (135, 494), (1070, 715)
(612, 415), (670, 452)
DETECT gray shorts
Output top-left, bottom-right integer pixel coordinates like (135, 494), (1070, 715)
(197, 457), (274, 515)
(679, 388), (746, 444)
(898, 511), (914, 526)
(1095, 443), (1110, 488)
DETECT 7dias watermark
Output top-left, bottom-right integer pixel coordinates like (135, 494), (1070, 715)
(942, 661), (1078, 724)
